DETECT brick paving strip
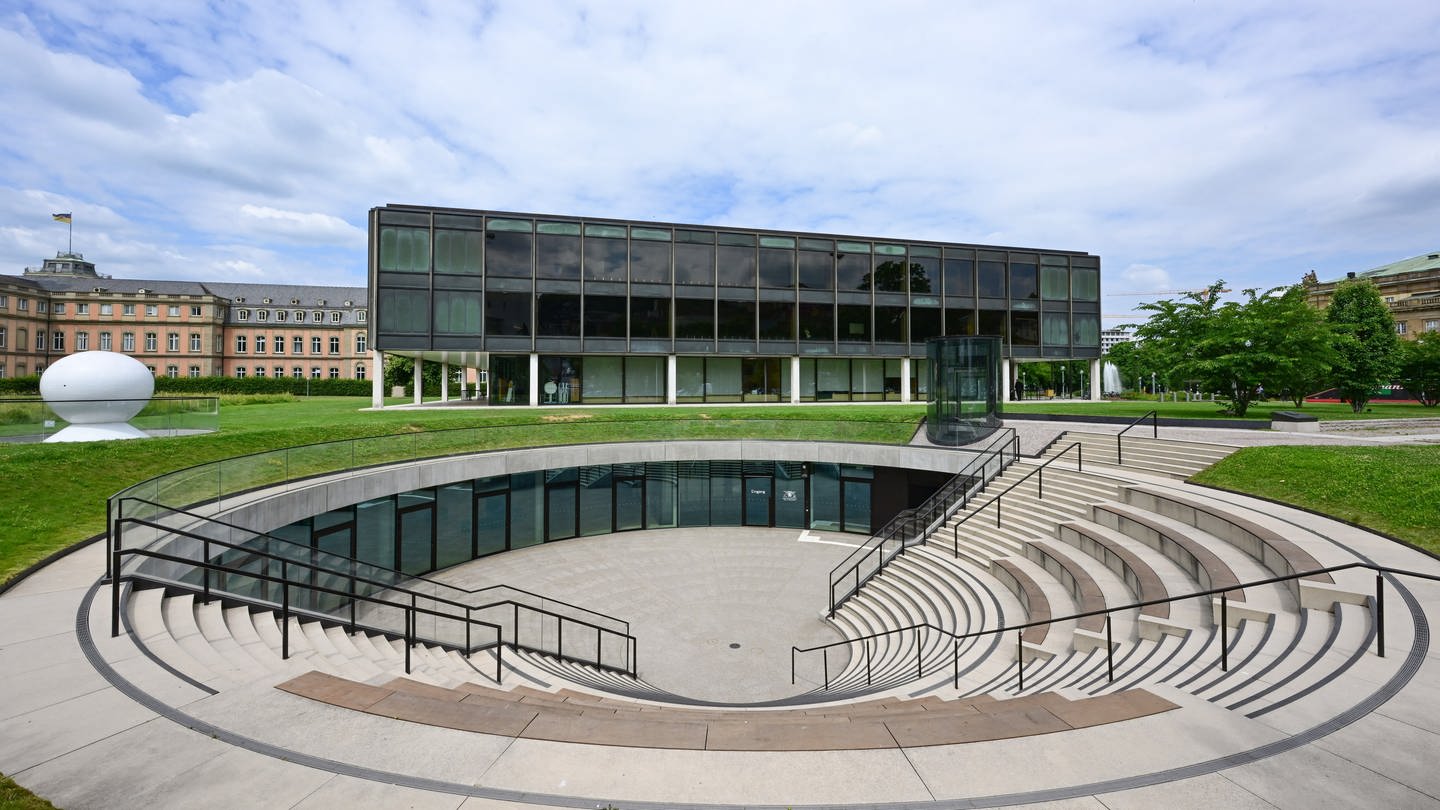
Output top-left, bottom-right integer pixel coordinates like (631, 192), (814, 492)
(277, 670), (1178, 751)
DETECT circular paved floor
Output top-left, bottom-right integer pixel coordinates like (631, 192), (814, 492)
(430, 527), (854, 702)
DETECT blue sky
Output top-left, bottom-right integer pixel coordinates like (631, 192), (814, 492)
(2, 1), (1438, 323)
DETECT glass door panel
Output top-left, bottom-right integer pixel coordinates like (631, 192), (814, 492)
(474, 492), (508, 557)
(744, 476), (772, 526)
(842, 480), (871, 534)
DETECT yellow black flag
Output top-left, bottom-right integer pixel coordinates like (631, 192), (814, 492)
(52, 212), (72, 223)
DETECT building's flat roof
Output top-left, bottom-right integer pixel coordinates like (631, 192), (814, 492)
(375, 204), (1099, 260)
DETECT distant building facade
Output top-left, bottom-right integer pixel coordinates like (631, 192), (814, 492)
(1305, 251), (1440, 339)
(0, 252), (369, 381)
(1100, 327), (1133, 354)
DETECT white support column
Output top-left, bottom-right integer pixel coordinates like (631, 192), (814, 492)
(667, 354), (677, 405)
(440, 361), (450, 403)
(412, 357), (423, 406)
(900, 357), (912, 403)
(528, 352), (540, 407)
(1001, 358), (1012, 404)
(371, 350), (384, 409)
(1089, 358), (1102, 401)
(790, 356), (801, 404)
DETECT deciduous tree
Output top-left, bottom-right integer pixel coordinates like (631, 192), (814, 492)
(1326, 280), (1400, 413)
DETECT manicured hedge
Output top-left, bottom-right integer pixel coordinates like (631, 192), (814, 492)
(0, 375), (373, 397)
(153, 376), (371, 396)
(0, 377), (40, 395)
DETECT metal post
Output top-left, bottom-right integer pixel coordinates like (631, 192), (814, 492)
(1376, 574), (1385, 658)
(1221, 594), (1229, 672)
(281, 561), (290, 661)
(596, 630), (602, 670)
(558, 618), (565, 661)
(791, 649), (796, 685)
(496, 641), (502, 684)
(954, 525), (959, 559)
(202, 538), (211, 604)
(1106, 614), (1114, 682)
(916, 628), (923, 678)
(995, 497), (1001, 528)
(865, 638), (872, 686)
(1078, 444), (1083, 471)
(1038, 467), (1043, 500)
(1017, 632), (1025, 691)
(405, 600), (413, 675)
(513, 602), (519, 647)
(953, 639), (959, 689)
(823, 650), (830, 689)
(465, 607), (472, 660)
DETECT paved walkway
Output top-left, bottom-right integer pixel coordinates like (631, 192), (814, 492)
(3, 421), (1439, 809)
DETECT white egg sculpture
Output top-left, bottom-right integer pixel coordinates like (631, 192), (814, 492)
(40, 351), (155, 442)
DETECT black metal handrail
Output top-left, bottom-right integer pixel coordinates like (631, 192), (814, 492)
(1115, 409), (1159, 465)
(115, 497), (631, 636)
(795, 560), (1438, 691)
(949, 441), (1084, 558)
(117, 545), (508, 682)
(827, 428), (1019, 616)
(112, 515), (639, 678)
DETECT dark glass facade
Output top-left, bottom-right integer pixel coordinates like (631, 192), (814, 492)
(265, 459), (887, 579)
(371, 206), (1101, 404)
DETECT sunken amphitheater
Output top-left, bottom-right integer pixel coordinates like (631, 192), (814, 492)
(3, 418), (1440, 809)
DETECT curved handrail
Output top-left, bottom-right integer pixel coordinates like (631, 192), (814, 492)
(113, 517), (639, 677)
(949, 441), (1084, 558)
(1115, 409), (1159, 465)
(827, 427), (1019, 615)
(796, 560), (1434, 690)
(116, 497), (631, 636)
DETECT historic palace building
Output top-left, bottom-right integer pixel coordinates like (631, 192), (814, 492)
(1305, 250), (1440, 339)
(0, 253), (368, 381)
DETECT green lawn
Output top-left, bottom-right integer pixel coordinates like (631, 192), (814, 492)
(1193, 445), (1440, 552)
(0, 398), (923, 584)
(0, 774), (57, 810)
(3, 395), (1437, 588)
(1007, 398), (1437, 421)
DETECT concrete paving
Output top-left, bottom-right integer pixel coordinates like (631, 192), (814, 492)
(3, 418), (1440, 809)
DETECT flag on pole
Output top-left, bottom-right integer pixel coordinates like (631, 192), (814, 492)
(52, 212), (72, 223)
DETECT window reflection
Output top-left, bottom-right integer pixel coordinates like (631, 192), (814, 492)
(485, 231), (533, 277)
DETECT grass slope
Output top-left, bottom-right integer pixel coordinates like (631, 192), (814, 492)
(1006, 398), (1436, 421)
(1193, 445), (1440, 553)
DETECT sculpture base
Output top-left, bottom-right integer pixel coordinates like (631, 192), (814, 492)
(44, 423), (151, 443)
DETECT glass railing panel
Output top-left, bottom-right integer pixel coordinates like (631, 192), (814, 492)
(283, 441), (355, 486)
(216, 450), (288, 509)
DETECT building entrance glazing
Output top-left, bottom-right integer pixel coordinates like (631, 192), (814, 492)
(263, 459), (886, 582)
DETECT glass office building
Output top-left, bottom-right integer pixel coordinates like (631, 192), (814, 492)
(368, 206), (1101, 406)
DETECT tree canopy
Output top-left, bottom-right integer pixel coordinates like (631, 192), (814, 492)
(1129, 281), (1336, 416)
(1398, 331), (1440, 407)
(1326, 280), (1401, 413)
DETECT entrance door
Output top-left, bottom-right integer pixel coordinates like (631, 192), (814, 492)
(744, 475), (773, 526)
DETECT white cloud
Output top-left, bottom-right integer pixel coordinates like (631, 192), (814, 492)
(237, 205), (365, 246)
(1117, 264), (1173, 293)
(0, 1), (1437, 290)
